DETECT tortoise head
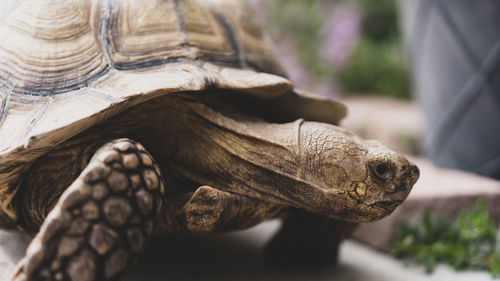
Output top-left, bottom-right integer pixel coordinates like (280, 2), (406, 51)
(297, 122), (419, 222)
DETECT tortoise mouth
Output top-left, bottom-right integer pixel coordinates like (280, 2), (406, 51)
(0, 208), (16, 229)
(374, 200), (403, 211)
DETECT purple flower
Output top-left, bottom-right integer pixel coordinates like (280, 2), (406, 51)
(320, 4), (361, 67)
(247, 0), (261, 10)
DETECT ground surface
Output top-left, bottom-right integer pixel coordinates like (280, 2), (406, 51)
(0, 220), (494, 281)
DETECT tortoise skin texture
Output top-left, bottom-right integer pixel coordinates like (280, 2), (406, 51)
(0, 1), (420, 280)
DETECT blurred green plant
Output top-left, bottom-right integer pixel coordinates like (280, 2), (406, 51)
(256, 0), (326, 80)
(337, 37), (410, 99)
(355, 0), (399, 41)
(392, 199), (500, 276)
(338, 0), (410, 99)
(254, 0), (411, 99)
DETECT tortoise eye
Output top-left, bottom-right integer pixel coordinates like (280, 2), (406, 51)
(372, 162), (392, 179)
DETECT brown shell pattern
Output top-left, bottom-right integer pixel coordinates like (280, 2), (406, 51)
(0, 0), (290, 150)
(0, 0), (283, 97)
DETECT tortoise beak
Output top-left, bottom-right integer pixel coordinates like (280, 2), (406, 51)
(375, 161), (419, 213)
(409, 162), (420, 185)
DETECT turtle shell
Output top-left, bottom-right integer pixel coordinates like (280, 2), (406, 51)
(0, 0), (346, 224)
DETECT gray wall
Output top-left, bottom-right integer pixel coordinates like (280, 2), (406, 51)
(400, 0), (500, 179)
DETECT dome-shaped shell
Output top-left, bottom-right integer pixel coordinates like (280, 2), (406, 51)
(0, 0), (346, 224)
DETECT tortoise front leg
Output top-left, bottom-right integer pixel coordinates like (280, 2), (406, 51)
(13, 139), (165, 281)
(265, 209), (357, 267)
(179, 185), (283, 233)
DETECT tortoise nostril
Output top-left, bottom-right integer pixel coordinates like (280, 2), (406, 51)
(410, 164), (419, 175)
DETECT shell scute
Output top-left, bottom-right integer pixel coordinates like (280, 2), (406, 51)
(102, 0), (238, 70)
(0, 0), (108, 96)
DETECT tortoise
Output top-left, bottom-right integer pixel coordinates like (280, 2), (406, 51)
(0, 0), (419, 280)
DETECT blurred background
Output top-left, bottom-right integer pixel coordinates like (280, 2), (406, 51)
(249, 0), (410, 100)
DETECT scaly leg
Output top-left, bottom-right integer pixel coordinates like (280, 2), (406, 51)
(13, 139), (165, 281)
(180, 185), (283, 233)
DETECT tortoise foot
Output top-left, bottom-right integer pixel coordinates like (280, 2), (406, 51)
(13, 139), (165, 281)
(264, 233), (341, 268)
(264, 210), (356, 268)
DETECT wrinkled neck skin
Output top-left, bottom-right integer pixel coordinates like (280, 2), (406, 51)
(153, 95), (396, 222)
(161, 99), (311, 206)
